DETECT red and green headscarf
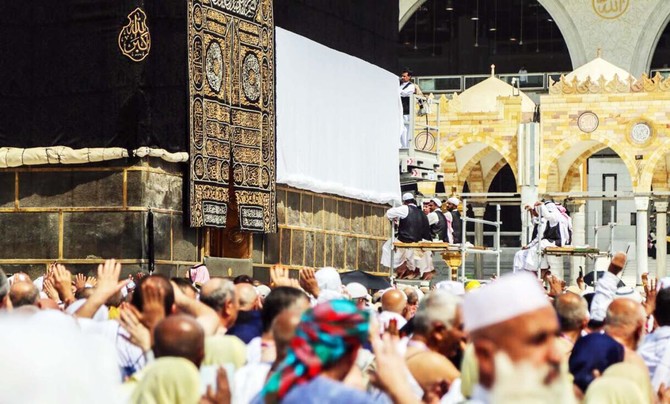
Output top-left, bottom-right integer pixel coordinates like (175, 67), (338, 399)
(261, 299), (370, 402)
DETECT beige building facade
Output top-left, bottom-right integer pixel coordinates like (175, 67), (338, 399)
(432, 56), (670, 284)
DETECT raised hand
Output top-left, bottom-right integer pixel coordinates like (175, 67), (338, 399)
(52, 264), (74, 306)
(200, 366), (231, 404)
(43, 278), (60, 302)
(547, 274), (565, 297)
(140, 282), (166, 331)
(74, 273), (87, 291)
(369, 333), (415, 404)
(86, 276), (97, 288)
(299, 268), (320, 298)
(577, 270), (585, 291)
(73, 259), (128, 319)
(644, 277), (658, 317)
(46, 262), (56, 281)
(119, 303), (151, 353)
(170, 280), (219, 336)
(270, 265), (299, 289)
(95, 259), (127, 300)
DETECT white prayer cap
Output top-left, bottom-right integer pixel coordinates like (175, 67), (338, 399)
(345, 282), (369, 299)
(658, 277), (670, 290)
(463, 272), (550, 333)
(447, 197), (460, 206)
(435, 280), (465, 297)
(615, 286), (643, 303)
(544, 201), (557, 212)
(315, 267), (342, 292)
(255, 284), (271, 299)
(402, 192), (414, 201)
(431, 198), (442, 207)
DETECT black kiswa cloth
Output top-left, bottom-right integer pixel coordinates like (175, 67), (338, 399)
(0, 0), (187, 152)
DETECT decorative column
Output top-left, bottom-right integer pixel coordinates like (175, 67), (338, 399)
(517, 122), (540, 246)
(656, 201), (668, 279)
(635, 196), (650, 286)
(567, 200), (586, 285)
(473, 206), (486, 279)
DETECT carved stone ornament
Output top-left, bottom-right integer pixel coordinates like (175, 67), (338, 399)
(630, 121), (652, 145)
(577, 111), (599, 133)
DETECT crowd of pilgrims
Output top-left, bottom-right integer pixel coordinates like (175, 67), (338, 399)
(4, 249), (670, 402)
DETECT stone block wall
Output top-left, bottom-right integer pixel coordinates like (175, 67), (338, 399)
(250, 186), (391, 283)
(438, 95), (524, 192)
(0, 159), (201, 279)
(539, 90), (670, 193)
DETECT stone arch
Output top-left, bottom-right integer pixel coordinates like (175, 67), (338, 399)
(484, 157), (511, 192)
(440, 134), (518, 189)
(464, 162), (485, 193)
(640, 143), (670, 191)
(401, 0), (670, 75)
(535, 0), (585, 70)
(442, 154), (458, 186)
(539, 134), (638, 193)
(651, 156), (670, 192)
(458, 146), (495, 192)
(536, 0), (670, 76)
(634, 1), (670, 75)
(558, 144), (604, 192)
(399, 0), (427, 30)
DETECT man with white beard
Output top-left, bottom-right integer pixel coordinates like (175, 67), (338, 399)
(463, 272), (576, 404)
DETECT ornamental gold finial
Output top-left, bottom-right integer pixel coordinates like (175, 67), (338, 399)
(597, 48), (602, 58)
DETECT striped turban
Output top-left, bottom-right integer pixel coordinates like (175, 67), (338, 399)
(261, 299), (370, 401)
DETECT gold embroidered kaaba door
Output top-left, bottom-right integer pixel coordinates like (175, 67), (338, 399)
(187, 0), (276, 234)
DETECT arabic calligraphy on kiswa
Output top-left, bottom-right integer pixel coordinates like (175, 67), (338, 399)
(118, 8), (151, 62)
(593, 0), (629, 19)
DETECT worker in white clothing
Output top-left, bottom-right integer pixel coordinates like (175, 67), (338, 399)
(399, 69), (416, 149)
(513, 201), (569, 274)
(381, 192), (433, 279)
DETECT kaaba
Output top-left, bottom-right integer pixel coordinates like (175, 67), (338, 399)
(0, 0), (397, 282)
(0, 0), (277, 278)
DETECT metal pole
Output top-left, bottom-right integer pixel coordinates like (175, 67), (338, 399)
(528, 209), (535, 245)
(609, 215), (615, 258)
(461, 199), (467, 281)
(389, 220), (395, 280)
(409, 94), (415, 151)
(594, 210), (599, 250)
(496, 204), (501, 278)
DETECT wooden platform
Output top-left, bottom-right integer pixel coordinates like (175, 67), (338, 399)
(543, 246), (601, 256)
(392, 241), (488, 251)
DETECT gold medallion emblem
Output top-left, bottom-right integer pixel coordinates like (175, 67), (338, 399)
(118, 8), (151, 62)
(592, 0), (629, 20)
